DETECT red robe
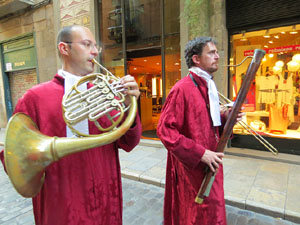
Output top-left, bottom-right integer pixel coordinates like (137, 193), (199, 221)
(0, 74), (142, 225)
(157, 72), (227, 225)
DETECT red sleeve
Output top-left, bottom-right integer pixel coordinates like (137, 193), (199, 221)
(117, 111), (142, 152)
(0, 149), (6, 172)
(157, 87), (206, 170)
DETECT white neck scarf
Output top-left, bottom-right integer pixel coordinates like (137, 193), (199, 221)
(58, 69), (89, 137)
(189, 67), (221, 126)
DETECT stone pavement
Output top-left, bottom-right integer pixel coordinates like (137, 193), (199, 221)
(119, 139), (300, 224)
(1, 128), (300, 224)
(0, 165), (297, 225)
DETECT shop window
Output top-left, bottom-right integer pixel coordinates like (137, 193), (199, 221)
(230, 24), (300, 140)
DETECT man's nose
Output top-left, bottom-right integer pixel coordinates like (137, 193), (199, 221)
(91, 47), (99, 56)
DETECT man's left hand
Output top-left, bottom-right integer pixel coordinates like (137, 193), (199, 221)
(221, 106), (245, 123)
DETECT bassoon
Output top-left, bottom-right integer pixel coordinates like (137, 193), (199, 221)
(195, 49), (266, 204)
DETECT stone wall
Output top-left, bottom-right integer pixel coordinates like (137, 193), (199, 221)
(209, 0), (228, 96)
(0, 1), (57, 126)
(180, 0), (228, 95)
(0, 2), (57, 82)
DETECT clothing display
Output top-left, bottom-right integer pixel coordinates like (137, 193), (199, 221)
(157, 72), (227, 225)
(0, 74), (142, 225)
(255, 73), (295, 134)
(257, 76), (277, 104)
(269, 103), (289, 134)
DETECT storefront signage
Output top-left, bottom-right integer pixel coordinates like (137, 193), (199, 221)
(244, 44), (300, 56)
(3, 36), (37, 72)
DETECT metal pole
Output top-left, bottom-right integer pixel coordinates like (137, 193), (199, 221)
(121, 0), (127, 75)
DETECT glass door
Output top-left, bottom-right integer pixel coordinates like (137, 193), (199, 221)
(124, 0), (162, 138)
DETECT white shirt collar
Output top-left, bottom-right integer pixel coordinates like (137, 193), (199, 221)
(189, 67), (221, 126)
(58, 69), (89, 137)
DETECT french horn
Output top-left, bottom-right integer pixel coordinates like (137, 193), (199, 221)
(1, 59), (137, 197)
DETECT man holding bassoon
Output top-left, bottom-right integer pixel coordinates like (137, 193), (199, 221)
(157, 37), (245, 225)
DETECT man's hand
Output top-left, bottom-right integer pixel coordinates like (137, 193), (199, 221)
(221, 106), (245, 123)
(200, 149), (224, 173)
(120, 75), (140, 106)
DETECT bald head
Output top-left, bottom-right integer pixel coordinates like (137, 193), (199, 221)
(57, 25), (80, 45)
(56, 25), (91, 58)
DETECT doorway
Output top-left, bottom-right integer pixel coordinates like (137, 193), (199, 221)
(127, 51), (162, 139)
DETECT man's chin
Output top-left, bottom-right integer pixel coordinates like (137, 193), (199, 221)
(87, 66), (95, 74)
(209, 67), (218, 74)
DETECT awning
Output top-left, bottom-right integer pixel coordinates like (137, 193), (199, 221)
(0, 0), (35, 18)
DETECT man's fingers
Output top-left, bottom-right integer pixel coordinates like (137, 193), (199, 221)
(212, 161), (219, 169)
(216, 153), (224, 158)
(208, 164), (216, 173)
(126, 89), (140, 99)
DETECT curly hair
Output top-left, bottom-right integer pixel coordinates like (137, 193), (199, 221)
(184, 37), (217, 68)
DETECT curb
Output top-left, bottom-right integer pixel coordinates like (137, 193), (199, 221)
(121, 139), (300, 224)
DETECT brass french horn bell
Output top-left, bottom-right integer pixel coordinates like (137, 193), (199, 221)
(3, 59), (137, 198)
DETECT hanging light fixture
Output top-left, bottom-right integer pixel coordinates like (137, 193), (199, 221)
(273, 66), (282, 74)
(287, 60), (300, 72)
(263, 29), (270, 38)
(292, 54), (300, 63)
(290, 25), (298, 34)
(275, 60), (284, 68)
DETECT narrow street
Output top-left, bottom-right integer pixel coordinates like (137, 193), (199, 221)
(0, 164), (297, 225)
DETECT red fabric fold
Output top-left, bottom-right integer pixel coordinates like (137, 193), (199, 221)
(157, 73), (227, 225)
(1, 74), (141, 225)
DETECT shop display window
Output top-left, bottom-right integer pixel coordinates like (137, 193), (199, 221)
(230, 24), (300, 140)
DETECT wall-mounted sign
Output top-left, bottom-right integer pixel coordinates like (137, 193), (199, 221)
(244, 44), (300, 56)
(3, 36), (37, 72)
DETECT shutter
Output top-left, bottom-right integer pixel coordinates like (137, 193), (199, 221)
(226, 0), (300, 32)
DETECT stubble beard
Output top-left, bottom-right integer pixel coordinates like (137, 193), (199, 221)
(208, 66), (218, 75)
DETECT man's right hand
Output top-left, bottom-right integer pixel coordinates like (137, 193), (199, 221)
(200, 149), (224, 173)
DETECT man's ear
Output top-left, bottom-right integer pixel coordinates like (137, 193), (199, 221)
(192, 54), (200, 66)
(58, 42), (70, 56)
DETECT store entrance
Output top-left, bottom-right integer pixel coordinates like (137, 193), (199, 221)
(127, 51), (162, 139)
(230, 24), (300, 154)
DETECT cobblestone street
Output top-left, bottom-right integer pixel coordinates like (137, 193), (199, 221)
(0, 163), (298, 225)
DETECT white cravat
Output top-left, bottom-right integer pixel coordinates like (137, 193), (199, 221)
(189, 67), (221, 126)
(58, 69), (89, 137)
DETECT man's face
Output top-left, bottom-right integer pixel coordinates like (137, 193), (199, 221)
(195, 42), (220, 74)
(67, 27), (99, 76)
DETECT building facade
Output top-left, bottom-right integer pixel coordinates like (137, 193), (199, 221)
(0, 0), (299, 154)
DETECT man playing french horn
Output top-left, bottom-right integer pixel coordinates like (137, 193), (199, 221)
(0, 25), (142, 225)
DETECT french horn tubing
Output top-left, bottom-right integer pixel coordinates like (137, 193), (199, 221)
(3, 59), (137, 197)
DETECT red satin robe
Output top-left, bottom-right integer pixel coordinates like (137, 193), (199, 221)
(157, 72), (227, 225)
(0, 74), (142, 225)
